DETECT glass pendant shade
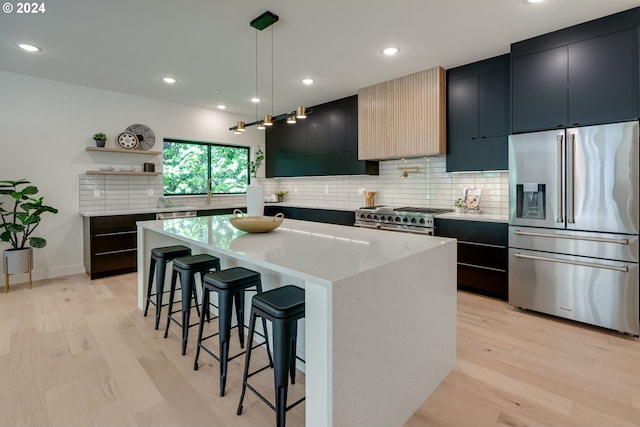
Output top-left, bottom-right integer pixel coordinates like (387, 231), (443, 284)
(237, 121), (246, 132)
(296, 106), (307, 119)
(263, 114), (273, 126)
(287, 115), (296, 124)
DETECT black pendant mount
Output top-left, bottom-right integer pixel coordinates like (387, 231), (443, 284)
(250, 11), (279, 31)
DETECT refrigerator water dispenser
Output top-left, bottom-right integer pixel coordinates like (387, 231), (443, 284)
(516, 183), (545, 219)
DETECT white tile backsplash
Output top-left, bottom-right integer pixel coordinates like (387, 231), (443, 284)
(264, 157), (509, 215)
(79, 158), (509, 214)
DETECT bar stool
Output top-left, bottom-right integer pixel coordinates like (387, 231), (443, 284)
(163, 254), (221, 355)
(237, 285), (305, 427)
(194, 266), (273, 396)
(144, 245), (192, 330)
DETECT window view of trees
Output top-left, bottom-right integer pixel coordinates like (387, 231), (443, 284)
(163, 139), (249, 195)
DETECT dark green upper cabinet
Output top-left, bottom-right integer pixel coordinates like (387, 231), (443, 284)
(447, 75), (478, 141)
(266, 95), (378, 178)
(511, 8), (640, 133)
(512, 47), (568, 132)
(568, 29), (638, 126)
(446, 54), (510, 172)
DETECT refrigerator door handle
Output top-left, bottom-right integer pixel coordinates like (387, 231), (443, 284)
(567, 132), (576, 224)
(513, 229), (630, 245)
(556, 134), (564, 223)
(513, 253), (629, 273)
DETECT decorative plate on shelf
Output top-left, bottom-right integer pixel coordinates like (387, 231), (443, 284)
(116, 132), (139, 150)
(463, 188), (482, 210)
(125, 124), (155, 150)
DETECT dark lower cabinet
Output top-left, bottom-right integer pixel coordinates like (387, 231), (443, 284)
(435, 218), (508, 300)
(264, 206), (355, 226)
(83, 213), (155, 279)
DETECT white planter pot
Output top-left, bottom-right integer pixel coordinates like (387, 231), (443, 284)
(3, 247), (33, 274)
(246, 179), (264, 216)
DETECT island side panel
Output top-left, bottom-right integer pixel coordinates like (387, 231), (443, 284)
(330, 240), (457, 427)
(305, 280), (333, 427)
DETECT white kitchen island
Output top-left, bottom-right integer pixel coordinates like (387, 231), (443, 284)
(137, 215), (457, 427)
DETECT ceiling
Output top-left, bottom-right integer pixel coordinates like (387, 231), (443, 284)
(1, 0), (639, 119)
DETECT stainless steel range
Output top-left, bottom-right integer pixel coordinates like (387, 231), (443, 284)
(354, 206), (453, 235)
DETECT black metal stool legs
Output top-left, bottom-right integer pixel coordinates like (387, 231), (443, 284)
(143, 256), (156, 317)
(273, 317), (294, 427)
(217, 288), (234, 396)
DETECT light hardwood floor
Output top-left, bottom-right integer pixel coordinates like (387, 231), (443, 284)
(1, 273), (638, 427)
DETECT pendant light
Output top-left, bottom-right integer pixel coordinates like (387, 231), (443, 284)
(228, 11), (312, 132)
(254, 29), (266, 130)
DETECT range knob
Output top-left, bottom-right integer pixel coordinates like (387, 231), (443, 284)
(402, 217), (408, 223)
(410, 217), (417, 223)
(395, 216), (402, 222)
(366, 214), (372, 219)
(419, 218), (425, 224)
(373, 215), (378, 220)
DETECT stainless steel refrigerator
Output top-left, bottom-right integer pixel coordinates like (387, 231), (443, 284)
(508, 120), (639, 336)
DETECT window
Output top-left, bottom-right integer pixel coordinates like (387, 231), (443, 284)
(163, 139), (249, 195)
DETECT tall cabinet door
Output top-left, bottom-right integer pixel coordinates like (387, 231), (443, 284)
(568, 121), (639, 234)
(512, 46), (568, 133)
(568, 29), (639, 127)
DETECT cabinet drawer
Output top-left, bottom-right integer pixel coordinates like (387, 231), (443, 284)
(435, 219), (507, 246)
(91, 249), (137, 274)
(458, 242), (507, 271)
(91, 231), (137, 254)
(90, 214), (154, 234)
(458, 263), (507, 300)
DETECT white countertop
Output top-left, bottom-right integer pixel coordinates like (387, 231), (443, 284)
(139, 215), (454, 285)
(79, 202), (356, 217)
(79, 204), (241, 217)
(436, 211), (508, 223)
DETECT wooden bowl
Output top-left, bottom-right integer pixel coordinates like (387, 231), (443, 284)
(229, 210), (284, 233)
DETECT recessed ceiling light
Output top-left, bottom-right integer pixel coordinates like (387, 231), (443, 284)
(163, 77), (177, 84)
(251, 97), (261, 103)
(217, 104), (227, 110)
(527, 0), (544, 3)
(212, 89), (221, 93)
(382, 47), (399, 56)
(302, 78), (314, 85)
(17, 43), (41, 52)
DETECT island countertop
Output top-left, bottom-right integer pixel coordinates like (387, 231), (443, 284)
(137, 215), (457, 427)
(139, 215), (453, 286)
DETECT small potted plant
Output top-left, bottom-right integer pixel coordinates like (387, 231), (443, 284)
(275, 191), (288, 202)
(93, 132), (107, 148)
(0, 179), (58, 292)
(249, 146), (265, 179)
(454, 198), (464, 213)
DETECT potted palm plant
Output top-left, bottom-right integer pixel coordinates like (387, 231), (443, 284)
(0, 179), (58, 291)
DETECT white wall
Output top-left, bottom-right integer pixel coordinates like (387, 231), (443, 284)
(0, 70), (262, 281)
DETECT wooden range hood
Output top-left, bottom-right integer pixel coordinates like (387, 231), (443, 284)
(357, 66), (446, 160)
